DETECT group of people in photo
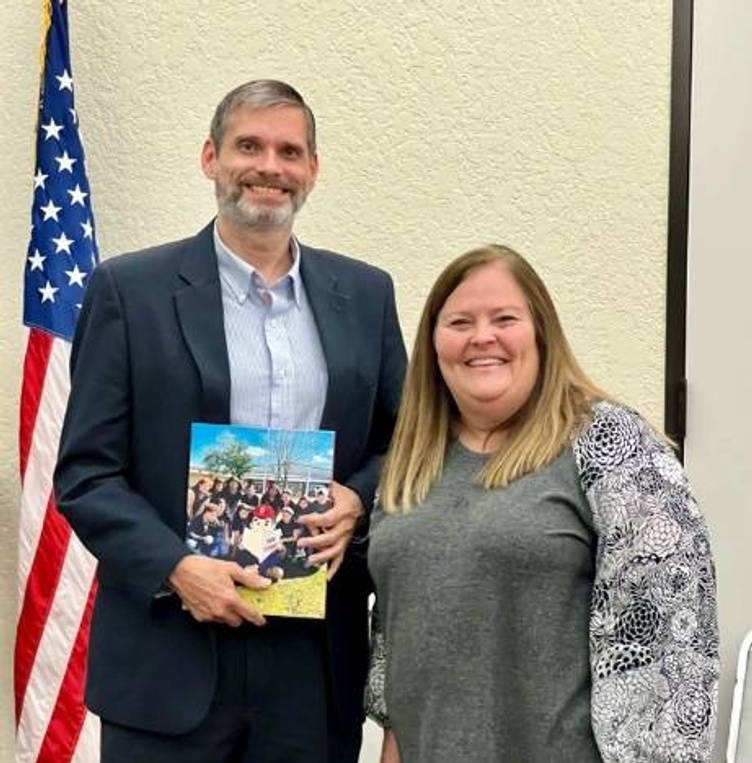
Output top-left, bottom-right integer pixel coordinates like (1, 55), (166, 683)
(186, 476), (332, 580)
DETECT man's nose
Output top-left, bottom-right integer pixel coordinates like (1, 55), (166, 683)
(256, 149), (282, 175)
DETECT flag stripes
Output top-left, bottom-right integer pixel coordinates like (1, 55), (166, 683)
(17, 1), (101, 759)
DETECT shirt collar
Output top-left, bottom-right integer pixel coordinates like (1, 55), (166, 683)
(213, 222), (303, 307)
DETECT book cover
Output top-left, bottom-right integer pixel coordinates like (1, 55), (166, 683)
(186, 423), (334, 619)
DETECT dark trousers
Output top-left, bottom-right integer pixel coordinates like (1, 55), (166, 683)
(101, 620), (362, 763)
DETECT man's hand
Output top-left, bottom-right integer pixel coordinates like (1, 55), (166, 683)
(296, 481), (364, 579)
(168, 555), (270, 627)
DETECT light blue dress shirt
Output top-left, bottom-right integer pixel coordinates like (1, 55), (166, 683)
(213, 226), (328, 430)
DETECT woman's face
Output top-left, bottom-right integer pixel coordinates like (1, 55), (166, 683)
(434, 261), (539, 433)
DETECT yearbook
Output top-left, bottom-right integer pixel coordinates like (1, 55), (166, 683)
(186, 423), (334, 619)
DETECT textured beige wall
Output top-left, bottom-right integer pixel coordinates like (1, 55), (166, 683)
(0, 1), (671, 758)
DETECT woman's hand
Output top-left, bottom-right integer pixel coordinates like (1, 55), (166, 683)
(379, 728), (400, 763)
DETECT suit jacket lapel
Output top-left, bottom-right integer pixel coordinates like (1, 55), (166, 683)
(173, 223), (231, 423)
(299, 246), (351, 430)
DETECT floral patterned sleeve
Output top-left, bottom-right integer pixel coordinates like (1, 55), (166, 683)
(365, 601), (390, 727)
(573, 401), (719, 762)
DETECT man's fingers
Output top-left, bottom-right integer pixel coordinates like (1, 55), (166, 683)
(299, 519), (354, 552)
(298, 509), (355, 544)
(307, 536), (347, 567)
(296, 483), (362, 569)
(235, 600), (267, 627)
(172, 558), (269, 627)
(227, 565), (268, 626)
(190, 585), (267, 627)
(221, 610), (244, 628)
(231, 564), (273, 591)
(327, 552), (344, 580)
(297, 506), (339, 531)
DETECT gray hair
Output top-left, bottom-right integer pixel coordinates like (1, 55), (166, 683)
(209, 79), (316, 154)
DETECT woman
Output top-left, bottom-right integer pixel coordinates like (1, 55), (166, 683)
(221, 477), (243, 518)
(185, 476), (211, 520)
(366, 245), (718, 763)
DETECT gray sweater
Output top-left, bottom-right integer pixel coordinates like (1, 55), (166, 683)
(366, 402), (719, 763)
(369, 445), (600, 763)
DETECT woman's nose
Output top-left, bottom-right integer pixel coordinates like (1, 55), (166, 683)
(469, 322), (495, 345)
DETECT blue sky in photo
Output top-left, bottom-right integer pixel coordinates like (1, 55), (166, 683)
(189, 423), (335, 479)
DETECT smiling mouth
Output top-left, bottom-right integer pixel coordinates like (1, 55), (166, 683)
(244, 183), (288, 197)
(466, 357), (507, 367)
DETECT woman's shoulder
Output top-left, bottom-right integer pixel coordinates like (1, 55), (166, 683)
(575, 399), (663, 451)
(573, 400), (673, 491)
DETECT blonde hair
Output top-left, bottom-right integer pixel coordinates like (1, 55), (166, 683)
(379, 244), (608, 512)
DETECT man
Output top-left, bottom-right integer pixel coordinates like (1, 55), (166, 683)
(279, 487), (297, 515)
(54, 80), (406, 763)
(277, 502), (299, 561)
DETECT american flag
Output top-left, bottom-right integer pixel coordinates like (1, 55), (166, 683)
(17, 1), (100, 760)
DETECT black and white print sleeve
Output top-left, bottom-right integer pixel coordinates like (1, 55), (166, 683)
(365, 602), (390, 727)
(574, 401), (719, 763)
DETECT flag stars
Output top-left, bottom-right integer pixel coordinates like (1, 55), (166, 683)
(28, 250), (46, 271)
(39, 281), (59, 303)
(40, 199), (62, 221)
(55, 151), (76, 173)
(25, 3), (100, 342)
(41, 118), (63, 140)
(56, 69), (74, 91)
(65, 264), (87, 287)
(67, 184), (88, 206)
(52, 231), (74, 254)
(33, 169), (48, 190)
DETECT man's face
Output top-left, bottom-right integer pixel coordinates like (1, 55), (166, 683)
(201, 106), (318, 232)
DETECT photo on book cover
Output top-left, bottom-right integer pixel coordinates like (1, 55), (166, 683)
(186, 423), (334, 619)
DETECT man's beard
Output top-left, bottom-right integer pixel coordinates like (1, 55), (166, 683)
(216, 181), (309, 231)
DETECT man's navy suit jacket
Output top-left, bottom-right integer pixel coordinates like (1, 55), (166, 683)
(54, 223), (407, 735)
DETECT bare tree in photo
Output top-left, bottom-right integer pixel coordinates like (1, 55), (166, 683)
(268, 429), (300, 488)
(266, 430), (322, 491)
